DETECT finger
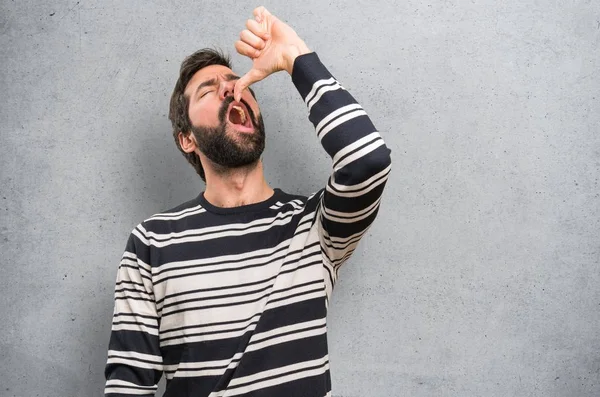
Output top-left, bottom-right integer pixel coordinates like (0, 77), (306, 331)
(234, 69), (263, 102)
(253, 6), (265, 23)
(245, 18), (270, 40)
(234, 40), (260, 59)
(239, 29), (265, 50)
(253, 6), (272, 23)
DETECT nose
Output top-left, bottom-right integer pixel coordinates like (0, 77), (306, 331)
(218, 79), (236, 101)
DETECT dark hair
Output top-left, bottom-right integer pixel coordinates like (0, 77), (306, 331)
(169, 48), (231, 181)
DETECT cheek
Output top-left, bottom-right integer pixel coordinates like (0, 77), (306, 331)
(244, 94), (261, 117)
(189, 102), (220, 127)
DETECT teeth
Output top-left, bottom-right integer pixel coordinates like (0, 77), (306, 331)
(232, 105), (246, 124)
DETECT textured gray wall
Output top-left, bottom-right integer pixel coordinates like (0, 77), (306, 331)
(1, 0), (599, 396)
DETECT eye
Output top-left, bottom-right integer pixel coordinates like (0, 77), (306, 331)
(200, 91), (213, 99)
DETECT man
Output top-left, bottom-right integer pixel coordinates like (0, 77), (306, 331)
(105, 6), (391, 397)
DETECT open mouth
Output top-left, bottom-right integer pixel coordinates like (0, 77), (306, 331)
(227, 102), (253, 132)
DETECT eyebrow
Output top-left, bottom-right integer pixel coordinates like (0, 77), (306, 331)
(194, 74), (240, 98)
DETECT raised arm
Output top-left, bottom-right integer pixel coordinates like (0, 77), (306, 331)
(233, 6), (392, 276)
(291, 53), (392, 272)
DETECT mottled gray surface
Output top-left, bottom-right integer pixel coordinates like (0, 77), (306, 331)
(1, 0), (599, 396)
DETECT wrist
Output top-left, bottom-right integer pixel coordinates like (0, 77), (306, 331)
(284, 41), (311, 74)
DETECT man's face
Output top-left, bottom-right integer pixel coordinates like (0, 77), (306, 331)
(184, 64), (265, 171)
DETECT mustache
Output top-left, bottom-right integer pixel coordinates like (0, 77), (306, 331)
(218, 96), (259, 126)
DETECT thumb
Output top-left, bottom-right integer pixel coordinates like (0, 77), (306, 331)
(234, 69), (262, 102)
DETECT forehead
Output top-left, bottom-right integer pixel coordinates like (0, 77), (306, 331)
(184, 64), (236, 97)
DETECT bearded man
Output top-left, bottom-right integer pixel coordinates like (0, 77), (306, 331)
(104, 6), (391, 397)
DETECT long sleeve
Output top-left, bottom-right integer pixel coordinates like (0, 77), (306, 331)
(104, 228), (163, 396)
(291, 53), (392, 281)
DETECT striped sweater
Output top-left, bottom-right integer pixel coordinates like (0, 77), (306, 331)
(104, 52), (392, 397)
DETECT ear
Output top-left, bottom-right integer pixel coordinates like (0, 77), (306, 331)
(178, 131), (197, 153)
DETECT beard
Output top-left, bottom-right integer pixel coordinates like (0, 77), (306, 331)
(190, 96), (266, 170)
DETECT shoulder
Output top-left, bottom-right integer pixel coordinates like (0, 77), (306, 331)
(273, 188), (323, 213)
(136, 195), (206, 235)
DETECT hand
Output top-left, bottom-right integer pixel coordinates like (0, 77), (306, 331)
(234, 6), (311, 102)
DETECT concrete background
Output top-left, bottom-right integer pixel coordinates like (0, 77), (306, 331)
(1, 0), (599, 396)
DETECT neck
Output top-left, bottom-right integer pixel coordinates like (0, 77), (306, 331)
(203, 159), (273, 208)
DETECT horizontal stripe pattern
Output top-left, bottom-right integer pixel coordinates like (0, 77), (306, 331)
(105, 52), (390, 397)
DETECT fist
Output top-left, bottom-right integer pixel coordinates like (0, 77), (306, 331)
(234, 6), (311, 102)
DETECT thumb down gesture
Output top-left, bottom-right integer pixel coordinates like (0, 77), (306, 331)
(234, 6), (311, 102)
